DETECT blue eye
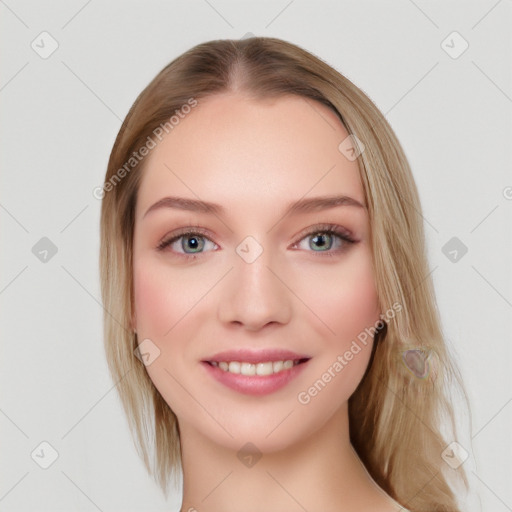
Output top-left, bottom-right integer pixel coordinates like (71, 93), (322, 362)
(157, 228), (217, 257)
(291, 224), (356, 257)
(295, 230), (351, 253)
(156, 223), (356, 260)
(180, 234), (204, 253)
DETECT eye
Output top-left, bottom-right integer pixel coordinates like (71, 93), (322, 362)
(156, 227), (217, 259)
(156, 223), (357, 260)
(291, 223), (356, 256)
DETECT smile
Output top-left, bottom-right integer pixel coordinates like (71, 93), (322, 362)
(202, 358), (310, 396)
(209, 359), (306, 376)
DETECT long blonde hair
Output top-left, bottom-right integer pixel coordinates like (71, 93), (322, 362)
(99, 36), (470, 511)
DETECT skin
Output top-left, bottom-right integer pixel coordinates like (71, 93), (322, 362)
(132, 93), (406, 512)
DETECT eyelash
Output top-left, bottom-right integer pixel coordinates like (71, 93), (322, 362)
(156, 223), (357, 260)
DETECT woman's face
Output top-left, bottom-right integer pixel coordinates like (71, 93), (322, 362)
(132, 92), (381, 452)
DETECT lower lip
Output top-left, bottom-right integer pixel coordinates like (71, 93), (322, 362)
(201, 360), (310, 396)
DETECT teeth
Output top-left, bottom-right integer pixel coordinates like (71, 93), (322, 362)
(241, 362), (256, 375)
(273, 361), (283, 373)
(212, 359), (301, 375)
(256, 362), (272, 376)
(229, 361), (241, 374)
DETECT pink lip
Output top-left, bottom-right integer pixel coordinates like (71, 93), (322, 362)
(201, 349), (311, 396)
(203, 348), (311, 364)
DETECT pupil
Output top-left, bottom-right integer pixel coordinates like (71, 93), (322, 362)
(185, 236), (201, 252)
(312, 233), (330, 250)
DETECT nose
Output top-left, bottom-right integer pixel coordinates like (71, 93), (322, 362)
(217, 247), (293, 332)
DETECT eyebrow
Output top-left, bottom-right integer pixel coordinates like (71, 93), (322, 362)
(142, 194), (366, 220)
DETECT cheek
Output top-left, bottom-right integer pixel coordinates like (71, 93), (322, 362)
(133, 257), (207, 339)
(295, 252), (380, 344)
(133, 260), (173, 337)
(133, 259), (193, 407)
(334, 268), (379, 341)
(294, 255), (379, 415)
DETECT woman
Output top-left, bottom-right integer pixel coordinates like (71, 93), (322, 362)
(99, 37), (470, 511)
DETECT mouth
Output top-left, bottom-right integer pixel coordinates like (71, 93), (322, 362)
(200, 350), (311, 396)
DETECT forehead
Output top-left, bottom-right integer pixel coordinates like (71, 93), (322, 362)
(135, 93), (365, 219)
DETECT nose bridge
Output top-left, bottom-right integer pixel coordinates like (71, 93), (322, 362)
(217, 236), (292, 329)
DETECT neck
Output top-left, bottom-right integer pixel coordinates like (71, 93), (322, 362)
(177, 403), (394, 512)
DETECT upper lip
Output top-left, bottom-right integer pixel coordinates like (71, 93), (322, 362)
(204, 349), (311, 364)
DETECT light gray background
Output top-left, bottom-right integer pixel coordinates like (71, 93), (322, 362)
(1, 1), (511, 511)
